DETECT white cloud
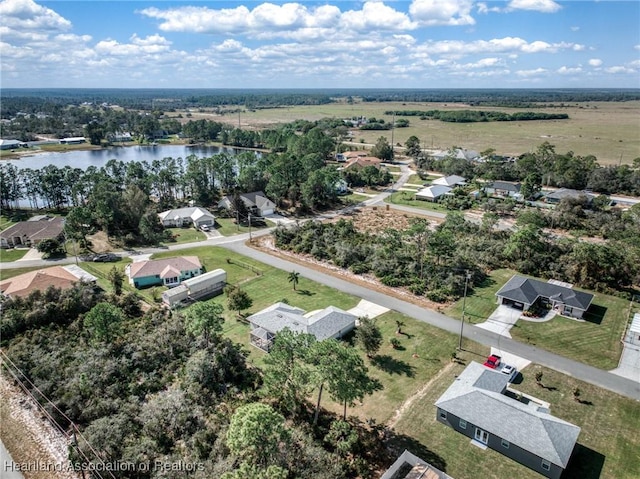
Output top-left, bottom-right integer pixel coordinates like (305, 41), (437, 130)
(557, 66), (582, 75)
(95, 35), (172, 56)
(605, 66), (635, 74)
(340, 1), (416, 32)
(508, 0), (562, 13)
(409, 0), (475, 26)
(415, 36), (580, 57)
(516, 68), (548, 77)
(477, 3), (502, 14)
(634, 45), (640, 51)
(570, 26), (580, 32)
(588, 58), (603, 67)
(0, 0), (71, 32)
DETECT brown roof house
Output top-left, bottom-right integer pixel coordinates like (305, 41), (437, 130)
(0, 216), (64, 248)
(125, 256), (203, 289)
(0, 265), (97, 298)
(344, 156), (383, 170)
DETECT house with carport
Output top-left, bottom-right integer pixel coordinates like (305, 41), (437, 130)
(435, 362), (580, 479)
(495, 274), (594, 319)
(248, 302), (357, 352)
(125, 256), (203, 289)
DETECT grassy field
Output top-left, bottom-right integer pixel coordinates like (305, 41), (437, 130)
(163, 227), (206, 244)
(184, 100), (640, 165)
(385, 191), (450, 213)
(391, 356), (640, 479)
(445, 269), (629, 370)
(215, 217), (274, 236)
(0, 249), (28, 262)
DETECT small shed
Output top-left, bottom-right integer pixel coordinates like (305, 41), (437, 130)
(626, 313), (640, 346)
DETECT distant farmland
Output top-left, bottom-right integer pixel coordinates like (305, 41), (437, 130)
(183, 100), (640, 165)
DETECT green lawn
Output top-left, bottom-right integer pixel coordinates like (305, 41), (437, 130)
(391, 356), (640, 479)
(340, 193), (372, 205)
(214, 217), (274, 237)
(385, 191), (449, 213)
(163, 227), (206, 245)
(445, 269), (629, 370)
(0, 249), (28, 262)
(0, 215), (18, 231)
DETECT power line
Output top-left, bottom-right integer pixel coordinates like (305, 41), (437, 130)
(1, 351), (117, 479)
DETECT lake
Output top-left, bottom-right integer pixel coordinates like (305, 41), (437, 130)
(3, 144), (248, 171)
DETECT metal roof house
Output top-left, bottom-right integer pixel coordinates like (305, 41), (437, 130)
(415, 185), (453, 202)
(162, 268), (227, 307)
(248, 302), (357, 352)
(496, 275), (594, 319)
(432, 175), (467, 187)
(484, 181), (522, 199)
(544, 189), (596, 205)
(435, 362), (580, 479)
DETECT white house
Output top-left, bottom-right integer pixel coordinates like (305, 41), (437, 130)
(218, 191), (276, 217)
(432, 175), (467, 187)
(415, 185), (452, 202)
(162, 268), (227, 307)
(0, 139), (27, 150)
(431, 148), (479, 161)
(157, 207), (216, 228)
(59, 137), (86, 144)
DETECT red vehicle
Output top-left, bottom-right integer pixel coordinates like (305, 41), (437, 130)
(483, 354), (502, 369)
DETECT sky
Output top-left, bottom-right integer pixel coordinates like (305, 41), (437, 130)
(0, 0), (639, 89)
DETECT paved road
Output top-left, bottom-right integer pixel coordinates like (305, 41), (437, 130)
(224, 241), (640, 401)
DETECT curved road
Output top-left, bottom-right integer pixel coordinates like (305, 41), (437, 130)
(2, 162), (638, 400)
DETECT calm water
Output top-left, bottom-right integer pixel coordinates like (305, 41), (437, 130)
(4, 144), (244, 170)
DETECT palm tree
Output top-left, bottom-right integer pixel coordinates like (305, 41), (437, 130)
(288, 271), (300, 291)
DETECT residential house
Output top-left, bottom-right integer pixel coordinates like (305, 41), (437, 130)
(431, 175), (467, 187)
(344, 156), (383, 170)
(0, 216), (65, 248)
(415, 185), (452, 202)
(109, 131), (133, 142)
(435, 362), (580, 479)
(625, 313), (640, 347)
(495, 274), (594, 319)
(0, 265), (97, 299)
(157, 207), (216, 228)
(381, 450), (454, 479)
(484, 181), (522, 199)
(248, 302), (357, 352)
(430, 148), (480, 162)
(544, 189), (596, 205)
(0, 139), (27, 150)
(125, 256), (203, 289)
(218, 191), (276, 217)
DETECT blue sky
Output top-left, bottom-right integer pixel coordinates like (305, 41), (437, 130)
(1, 0), (639, 88)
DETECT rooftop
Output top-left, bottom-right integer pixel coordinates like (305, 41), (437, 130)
(496, 274), (594, 310)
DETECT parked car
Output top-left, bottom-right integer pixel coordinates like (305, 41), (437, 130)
(92, 253), (118, 262)
(200, 224), (210, 232)
(483, 354), (502, 369)
(501, 364), (517, 381)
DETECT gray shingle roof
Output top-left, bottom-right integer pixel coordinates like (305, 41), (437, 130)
(435, 362), (580, 468)
(248, 303), (356, 341)
(545, 189), (595, 201)
(496, 275), (594, 310)
(488, 181), (521, 192)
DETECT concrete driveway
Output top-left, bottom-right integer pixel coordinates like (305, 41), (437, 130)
(476, 305), (523, 338)
(348, 299), (389, 319)
(610, 343), (640, 382)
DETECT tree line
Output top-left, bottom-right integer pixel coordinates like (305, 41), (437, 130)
(387, 109), (569, 123)
(273, 211), (639, 298)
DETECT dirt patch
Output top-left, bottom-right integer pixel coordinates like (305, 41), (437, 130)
(85, 230), (113, 253)
(0, 374), (80, 479)
(329, 206), (442, 235)
(252, 235), (450, 312)
(386, 362), (455, 430)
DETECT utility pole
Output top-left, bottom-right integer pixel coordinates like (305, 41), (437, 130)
(458, 271), (472, 350)
(248, 213), (252, 242)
